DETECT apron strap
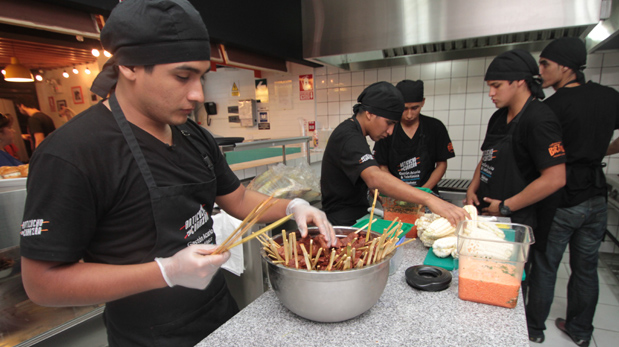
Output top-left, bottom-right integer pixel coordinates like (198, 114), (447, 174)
(109, 93), (160, 199)
(176, 122), (214, 172)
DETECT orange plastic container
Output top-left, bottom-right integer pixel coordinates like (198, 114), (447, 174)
(456, 220), (534, 308)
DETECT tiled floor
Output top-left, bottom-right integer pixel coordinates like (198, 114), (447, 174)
(530, 251), (619, 347)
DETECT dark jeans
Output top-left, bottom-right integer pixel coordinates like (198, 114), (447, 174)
(526, 195), (606, 340)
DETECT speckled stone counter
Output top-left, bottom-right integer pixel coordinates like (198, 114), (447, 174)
(196, 239), (529, 347)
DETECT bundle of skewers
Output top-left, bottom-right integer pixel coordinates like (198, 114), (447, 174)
(213, 195), (292, 255)
(261, 218), (414, 271)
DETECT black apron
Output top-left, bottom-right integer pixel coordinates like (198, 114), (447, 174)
(387, 122), (438, 194)
(103, 94), (238, 347)
(477, 97), (536, 229)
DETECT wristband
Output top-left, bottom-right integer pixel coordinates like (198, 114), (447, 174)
(154, 257), (174, 287)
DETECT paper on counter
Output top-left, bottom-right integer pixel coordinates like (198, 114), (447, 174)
(213, 211), (244, 276)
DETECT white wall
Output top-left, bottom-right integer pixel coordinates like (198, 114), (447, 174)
(201, 63), (317, 140)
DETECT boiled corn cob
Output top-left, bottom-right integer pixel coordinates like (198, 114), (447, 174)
(432, 236), (457, 258)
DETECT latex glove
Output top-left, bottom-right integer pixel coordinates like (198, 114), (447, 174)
(155, 244), (230, 289)
(286, 198), (336, 247)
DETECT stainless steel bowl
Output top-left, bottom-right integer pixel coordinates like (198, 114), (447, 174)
(262, 227), (393, 322)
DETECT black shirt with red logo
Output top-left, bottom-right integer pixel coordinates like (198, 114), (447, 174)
(544, 82), (619, 206)
(20, 103), (240, 264)
(373, 114), (454, 187)
(482, 99), (565, 184)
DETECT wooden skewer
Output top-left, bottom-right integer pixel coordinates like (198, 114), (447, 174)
(354, 218), (377, 234)
(214, 198), (279, 254)
(300, 244), (312, 270)
(395, 238), (416, 249)
(282, 230), (289, 265)
(312, 248), (323, 269)
(366, 189), (379, 242)
(327, 248), (336, 271)
(292, 232), (298, 269)
(221, 214), (293, 252)
(214, 196), (275, 253)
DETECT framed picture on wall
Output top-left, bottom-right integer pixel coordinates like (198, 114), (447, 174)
(90, 92), (98, 104)
(71, 86), (84, 104)
(48, 96), (56, 112)
(57, 99), (67, 110)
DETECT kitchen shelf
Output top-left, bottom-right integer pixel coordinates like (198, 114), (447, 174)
(220, 136), (312, 165)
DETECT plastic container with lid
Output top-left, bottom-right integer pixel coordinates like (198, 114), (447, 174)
(456, 220), (534, 308)
(379, 190), (428, 238)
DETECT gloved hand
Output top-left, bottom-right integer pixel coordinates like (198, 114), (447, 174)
(286, 198), (336, 247)
(155, 244), (230, 289)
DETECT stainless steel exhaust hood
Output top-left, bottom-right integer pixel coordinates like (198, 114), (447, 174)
(302, 0), (614, 71)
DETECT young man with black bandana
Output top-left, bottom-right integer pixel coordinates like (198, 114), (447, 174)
(465, 49), (566, 240)
(373, 79), (455, 194)
(18, 1), (336, 346)
(525, 37), (619, 347)
(321, 81), (468, 227)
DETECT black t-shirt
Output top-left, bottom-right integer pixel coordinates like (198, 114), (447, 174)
(28, 112), (56, 145)
(321, 117), (377, 226)
(482, 100), (565, 184)
(20, 103), (240, 264)
(544, 82), (619, 206)
(373, 114), (454, 183)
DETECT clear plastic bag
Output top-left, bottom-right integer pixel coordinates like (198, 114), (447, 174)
(246, 162), (321, 202)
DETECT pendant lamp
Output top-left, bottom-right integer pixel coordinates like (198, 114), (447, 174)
(4, 57), (34, 82)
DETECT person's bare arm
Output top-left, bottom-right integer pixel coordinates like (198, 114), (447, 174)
(21, 257), (167, 307)
(378, 164), (390, 173)
(465, 160), (482, 206)
(422, 161), (447, 191)
(481, 163), (566, 215)
(33, 132), (45, 148)
(607, 137), (619, 156)
(360, 166), (469, 226)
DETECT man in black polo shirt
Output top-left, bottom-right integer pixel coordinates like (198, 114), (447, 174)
(321, 81), (468, 227)
(526, 37), (619, 347)
(15, 97), (56, 149)
(19, 1), (335, 346)
(373, 80), (455, 194)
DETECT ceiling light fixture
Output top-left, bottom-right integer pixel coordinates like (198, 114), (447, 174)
(35, 75), (43, 82)
(91, 48), (100, 57)
(72, 66), (79, 74)
(62, 70), (69, 78)
(4, 57), (34, 82)
(103, 50), (112, 57)
(1, 69), (5, 75)
(85, 67), (91, 74)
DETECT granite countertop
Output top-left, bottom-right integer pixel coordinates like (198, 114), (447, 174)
(196, 239), (529, 347)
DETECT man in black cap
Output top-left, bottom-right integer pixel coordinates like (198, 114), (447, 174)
(19, 1), (335, 346)
(321, 81), (468, 227)
(373, 79), (455, 194)
(525, 37), (619, 347)
(465, 49), (566, 240)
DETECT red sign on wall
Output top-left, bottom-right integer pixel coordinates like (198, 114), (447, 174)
(299, 74), (314, 100)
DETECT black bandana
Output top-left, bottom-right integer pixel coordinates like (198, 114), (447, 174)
(354, 82), (404, 121)
(396, 80), (424, 103)
(540, 37), (587, 84)
(485, 49), (545, 99)
(91, 0), (211, 98)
